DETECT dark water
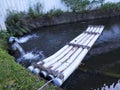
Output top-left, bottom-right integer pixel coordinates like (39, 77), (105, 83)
(17, 17), (120, 90)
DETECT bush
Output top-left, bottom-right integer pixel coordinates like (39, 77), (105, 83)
(100, 2), (120, 10)
(62, 0), (90, 12)
(6, 11), (30, 36)
(46, 9), (64, 17)
(0, 30), (10, 39)
(28, 3), (43, 18)
(5, 3), (44, 36)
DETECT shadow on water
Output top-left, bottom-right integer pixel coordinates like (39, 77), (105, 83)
(14, 16), (120, 90)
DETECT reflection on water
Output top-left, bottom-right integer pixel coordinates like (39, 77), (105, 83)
(18, 34), (39, 43)
(99, 24), (120, 43)
(15, 17), (120, 90)
(101, 80), (120, 90)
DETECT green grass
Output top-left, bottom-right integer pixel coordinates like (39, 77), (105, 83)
(0, 48), (57, 90)
(0, 33), (58, 90)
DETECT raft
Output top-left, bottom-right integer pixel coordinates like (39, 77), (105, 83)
(28, 25), (104, 86)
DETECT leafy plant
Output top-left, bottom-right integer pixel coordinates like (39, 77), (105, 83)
(0, 30), (10, 39)
(62, 0), (107, 12)
(62, 0), (90, 12)
(6, 11), (30, 36)
(100, 2), (120, 10)
(28, 3), (43, 18)
(46, 9), (64, 17)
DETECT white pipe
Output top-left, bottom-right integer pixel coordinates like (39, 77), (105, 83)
(34, 26), (94, 76)
(45, 26), (98, 78)
(31, 26), (103, 77)
(43, 31), (91, 68)
(40, 71), (47, 77)
(37, 26), (93, 65)
(28, 65), (34, 72)
(47, 74), (54, 80)
(41, 26), (94, 67)
(55, 26), (100, 72)
(37, 32), (90, 77)
(13, 42), (25, 56)
(49, 27), (97, 70)
(53, 26), (104, 86)
(32, 68), (40, 75)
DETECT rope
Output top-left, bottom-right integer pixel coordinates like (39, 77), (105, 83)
(38, 78), (55, 90)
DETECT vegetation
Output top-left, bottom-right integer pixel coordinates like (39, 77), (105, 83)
(45, 9), (64, 17)
(1, 2), (62, 89)
(5, 1), (65, 36)
(99, 2), (120, 10)
(5, 3), (43, 36)
(62, 0), (90, 12)
(62, 0), (120, 12)
(0, 30), (10, 50)
(5, 0), (120, 37)
(2, 3), (64, 89)
(0, 31), (58, 90)
(28, 3), (43, 18)
(6, 11), (30, 36)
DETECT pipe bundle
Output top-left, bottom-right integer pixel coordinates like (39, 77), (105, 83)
(28, 25), (104, 86)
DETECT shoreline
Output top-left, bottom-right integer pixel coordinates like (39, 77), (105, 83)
(20, 8), (120, 30)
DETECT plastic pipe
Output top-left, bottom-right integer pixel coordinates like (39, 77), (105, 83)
(28, 65), (34, 72)
(37, 26), (93, 65)
(39, 71), (47, 78)
(53, 26), (104, 86)
(49, 29), (94, 70)
(32, 68), (40, 75)
(42, 26), (94, 68)
(55, 26), (100, 72)
(49, 26), (98, 71)
(47, 74), (55, 80)
(42, 26), (98, 79)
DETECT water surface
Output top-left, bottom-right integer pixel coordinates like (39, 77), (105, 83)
(16, 17), (120, 90)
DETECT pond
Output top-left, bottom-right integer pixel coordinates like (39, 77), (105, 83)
(14, 16), (120, 90)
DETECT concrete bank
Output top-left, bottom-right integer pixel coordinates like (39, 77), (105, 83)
(20, 9), (120, 30)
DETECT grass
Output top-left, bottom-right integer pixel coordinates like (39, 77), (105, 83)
(0, 32), (58, 90)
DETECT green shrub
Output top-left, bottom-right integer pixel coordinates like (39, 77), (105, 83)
(6, 11), (30, 36)
(46, 9), (64, 17)
(28, 3), (43, 18)
(0, 30), (10, 39)
(62, 0), (90, 12)
(100, 2), (120, 10)
(97, 2), (120, 13)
